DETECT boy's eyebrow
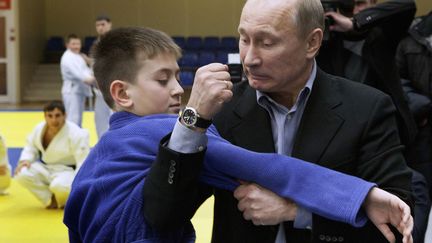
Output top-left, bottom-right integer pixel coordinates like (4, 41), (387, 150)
(153, 67), (180, 76)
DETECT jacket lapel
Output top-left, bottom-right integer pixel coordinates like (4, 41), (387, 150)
(231, 86), (275, 153)
(292, 69), (345, 164)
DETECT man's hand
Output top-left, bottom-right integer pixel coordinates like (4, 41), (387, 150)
(14, 160), (31, 175)
(0, 164), (8, 175)
(325, 12), (354, 32)
(234, 182), (297, 226)
(364, 187), (413, 243)
(187, 63), (233, 120)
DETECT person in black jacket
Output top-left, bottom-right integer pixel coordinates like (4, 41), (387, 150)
(396, 11), (432, 242)
(317, 0), (417, 147)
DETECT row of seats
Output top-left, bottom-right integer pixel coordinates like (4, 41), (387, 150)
(46, 36), (238, 54)
(45, 36), (238, 64)
(172, 36), (238, 52)
(179, 50), (231, 68)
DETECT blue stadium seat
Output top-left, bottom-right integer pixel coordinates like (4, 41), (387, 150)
(198, 51), (216, 66)
(46, 36), (65, 51)
(216, 50), (230, 64)
(178, 51), (199, 68)
(45, 36), (66, 63)
(180, 71), (194, 87)
(82, 36), (97, 54)
(203, 37), (220, 51)
(172, 36), (186, 49)
(220, 36), (239, 52)
(185, 36), (203, 50)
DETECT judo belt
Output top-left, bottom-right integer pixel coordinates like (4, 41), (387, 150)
(38, 151), (76, 170)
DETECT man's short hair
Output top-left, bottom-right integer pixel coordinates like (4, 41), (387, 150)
(293, 0), (325, 39)
(44, 100), (66, 114)
(96, 15), (111, 22)
(93, 27), (182, 108)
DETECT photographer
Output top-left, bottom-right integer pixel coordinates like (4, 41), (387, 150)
(317, 0), (416, 147)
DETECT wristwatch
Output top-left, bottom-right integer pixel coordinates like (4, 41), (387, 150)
(179, 107), (212, 129)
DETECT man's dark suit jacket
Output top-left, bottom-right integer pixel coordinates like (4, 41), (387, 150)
(208, 69), (412, 243)
(143, 69), (412, 243)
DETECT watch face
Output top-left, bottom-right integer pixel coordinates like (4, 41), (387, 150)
(182, 108), (197, 126)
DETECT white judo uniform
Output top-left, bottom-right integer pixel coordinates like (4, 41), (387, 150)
(0, 134), (11, 194)
(60, 49), (93, 126)
(15, 121), (90, 207)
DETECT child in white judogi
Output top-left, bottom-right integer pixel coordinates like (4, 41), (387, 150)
(14, 101), (90, 208)
(0, 133), (11, 195)
(60, 34), (94, 127)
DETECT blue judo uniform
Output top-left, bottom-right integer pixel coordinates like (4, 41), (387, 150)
(64, 111), (374, 243)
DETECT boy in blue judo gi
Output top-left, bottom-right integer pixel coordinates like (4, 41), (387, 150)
(64, 27), (413, 243)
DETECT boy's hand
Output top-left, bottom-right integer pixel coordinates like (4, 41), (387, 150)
(187, 63), (233, 120)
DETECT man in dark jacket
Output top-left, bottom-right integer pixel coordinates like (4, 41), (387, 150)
(317, 0), (417, 147)
(396, 11), (432, 242)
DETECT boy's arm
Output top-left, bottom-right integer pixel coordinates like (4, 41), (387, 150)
(143, 63), (233, 229)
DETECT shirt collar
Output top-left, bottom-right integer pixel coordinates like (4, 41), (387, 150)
(256, 59), (316, 111)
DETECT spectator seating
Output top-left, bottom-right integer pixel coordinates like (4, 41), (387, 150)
(172, 36), (186, 49)
(197, 51), (216, 66)
(45, 36), (66, 63)
(172, 36), (239, 86)
(185, 36), (203, 50)
(221, 36), (239, 52)
(179, 51), (199, 70)
(203, 36), (220, 51)
(82, 36), (97, 55)
(180, 71), (195, 87)
(216, 50), (230, 64)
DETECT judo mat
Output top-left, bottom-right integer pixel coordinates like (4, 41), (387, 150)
(0, 111), (214, 243)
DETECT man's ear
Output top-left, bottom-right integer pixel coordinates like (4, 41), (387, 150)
(305, 28), (323, 59)
(110, 80), (133, 109)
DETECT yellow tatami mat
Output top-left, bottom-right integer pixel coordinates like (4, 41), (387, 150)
(0, 111), (214, 243)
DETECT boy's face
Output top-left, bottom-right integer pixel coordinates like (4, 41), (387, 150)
(127, 53), (184, 116)
(66, 38), (81, 54)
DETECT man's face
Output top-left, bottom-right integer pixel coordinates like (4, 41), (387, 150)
(66, 38), (81, 54)
(238, 0), (311, 94)
(44, 108), (66, 129)
(126, 53), (184, 116)
(95, 20), (112, 36)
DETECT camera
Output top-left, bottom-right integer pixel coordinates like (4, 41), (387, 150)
(321, 0), (355, 41)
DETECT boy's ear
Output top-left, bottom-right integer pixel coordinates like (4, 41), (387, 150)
(110, 80), (133, 109)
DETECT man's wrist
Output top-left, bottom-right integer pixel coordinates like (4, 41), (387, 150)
(178, 116), (207, 133)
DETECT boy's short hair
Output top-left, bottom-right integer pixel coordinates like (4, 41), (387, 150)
(93, 27), (182, 108)
(66, 34), (80, 43)
(44, 100), (66, 114)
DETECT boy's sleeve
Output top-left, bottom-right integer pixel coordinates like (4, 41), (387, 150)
(200, 129), (374, 227)
(19, 128), (39, 163)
